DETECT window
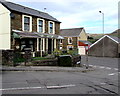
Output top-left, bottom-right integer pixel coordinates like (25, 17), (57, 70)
(22, 15), (32, 32)
(37, 19), (44, 33)
(24, 17), (30, 31)
(60, 39), (63, 44)
(68, 37), (72, 44)
(49, 21), (55, 34)
(21, 39), (34, 52)
(67, 46), (73, 50)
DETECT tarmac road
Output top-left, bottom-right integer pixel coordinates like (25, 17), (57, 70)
(81, 56), (119, 69)
(1, 67), (119, 95)
(1, 56), (119, 95)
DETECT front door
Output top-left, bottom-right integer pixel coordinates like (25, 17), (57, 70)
(48, 39), (52, 54)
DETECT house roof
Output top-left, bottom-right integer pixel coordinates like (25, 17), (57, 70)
(60, 28), (84, 37)
(0, 0), (60, 23)
(79, 40), (92, 45)
(90, 35), (120, 48)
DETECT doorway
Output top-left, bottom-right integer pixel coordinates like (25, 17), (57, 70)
(48, 39), (52, 54)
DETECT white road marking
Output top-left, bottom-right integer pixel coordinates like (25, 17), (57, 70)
(47, 84), (76, 89)
(114, 68), (118, 71)
(108, 73), (115, 76)
(99, 66), (105, 69)
(108, 72), (120, 76)
(0, 84), (76, 91)
(89, 65), (93, 67)
(93, 66), (96, 68)
(100, 83), (106, 85)
(0, 87), (43, 91)
(106, 67), (111, 70)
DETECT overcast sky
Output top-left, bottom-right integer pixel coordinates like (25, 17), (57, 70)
(7, 0), (119, 34)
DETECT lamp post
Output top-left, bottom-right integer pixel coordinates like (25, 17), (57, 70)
(99, 11), (104, 57)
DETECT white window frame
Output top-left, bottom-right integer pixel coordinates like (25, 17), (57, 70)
(37, 18), (45, 33)
(22, 15), (32, 32)
(48, 21), (55, 34)
(68, 37), (72, 44)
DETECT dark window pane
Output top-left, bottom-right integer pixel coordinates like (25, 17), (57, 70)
(24, 17), (30, 23)
(38, 20), (43, 32)
(24, 17), (30, 31)
(49, 22), (53, 33)
(39, 20), (43, 26)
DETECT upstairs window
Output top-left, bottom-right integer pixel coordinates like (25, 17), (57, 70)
(60, 39), (63, 44)
(22, 15), (32, 32)
(68, 37), (72, 44)
(37, 19), (44, 33)
(49, 21), (55, 34)
(24, 17), (30, 31)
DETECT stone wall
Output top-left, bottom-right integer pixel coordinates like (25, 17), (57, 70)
(1, 49), (81, 66)
(1, 50), (14, 66)
(31, 55), (81, 67)
(32, 58), (58, 66)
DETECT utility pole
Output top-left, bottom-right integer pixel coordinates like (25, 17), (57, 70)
(99, 11), (104, 57)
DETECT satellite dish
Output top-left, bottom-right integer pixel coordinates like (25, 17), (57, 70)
(10, 13), (15, 19)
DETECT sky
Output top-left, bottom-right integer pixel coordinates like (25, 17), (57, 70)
(6, 0), (119, 34)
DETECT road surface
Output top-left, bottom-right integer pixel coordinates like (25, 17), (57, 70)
(1, 56), (119, 95)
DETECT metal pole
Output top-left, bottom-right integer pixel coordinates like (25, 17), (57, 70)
(99, 11), (104, 57)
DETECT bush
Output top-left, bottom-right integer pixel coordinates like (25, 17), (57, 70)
(13, 52), (25, 63)
(32, 57), (51, 61)
(67, 49), (78, 56)
(53, 49), (62, 57)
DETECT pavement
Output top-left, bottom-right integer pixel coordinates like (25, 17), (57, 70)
(0, 65), (94, 72)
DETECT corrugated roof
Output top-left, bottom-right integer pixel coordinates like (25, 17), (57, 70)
(60, 28), (83, 37)
(0, 0), (60, 23)
(12, 30), (63, 39)
(79, 40), (92, 45)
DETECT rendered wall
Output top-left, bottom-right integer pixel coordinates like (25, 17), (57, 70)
(0, 4), (11, 49)
(88, 37), (119, 57)
(79, 29), (87, 41)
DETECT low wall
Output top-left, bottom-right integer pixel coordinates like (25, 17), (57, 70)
(31, 55), (81, 67)
(1, 49), (81, 67)
(1, 50), (14, 66)
(31, 58), (58, 66)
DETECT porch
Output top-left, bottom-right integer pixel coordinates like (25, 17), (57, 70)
(12, 30), (63, 57)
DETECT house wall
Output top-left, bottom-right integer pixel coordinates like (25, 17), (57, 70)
(11, 12), (60, 34)
(72, 37), (77, 49)
(62, 37), (77, 50)
(88, 37), (119, 57)
(11, 12), (22, 31)
(78, 46), (86, 55)
(79, 29), (87, 41)
(0, 4), (11, 49)
(10, 11), (60, 53)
